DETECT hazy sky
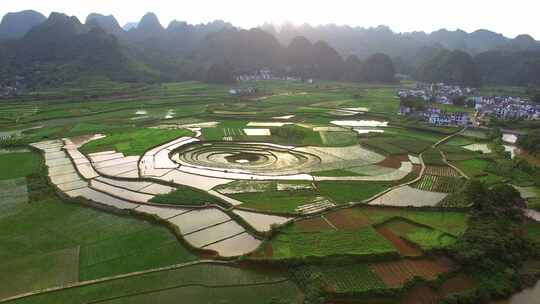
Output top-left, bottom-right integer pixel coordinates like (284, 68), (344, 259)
(1, 0), (539, 39)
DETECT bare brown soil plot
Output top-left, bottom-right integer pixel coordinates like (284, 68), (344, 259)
(370, 259), (451, 288)
(249, 243), (274, 259)
(325, 208), (370, 230)
(439, 273), (477, 296)
(401, 285), (440, 304)
(375, 226), (422, 257)
(401, 274), (477, 304)
(296, 217), (335, 232)
(376, 154), (409, 169)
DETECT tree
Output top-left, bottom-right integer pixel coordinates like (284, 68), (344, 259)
(418, 50), (481, 87)
(452, 96), (466, 106)
(344, 55), (363, 82)
(517, 130), (540, 156)
(206, 63), (235, 84)
(360, 53), (396, 83)
(284, 36), (315, 78)
(311, 41), (344, 80)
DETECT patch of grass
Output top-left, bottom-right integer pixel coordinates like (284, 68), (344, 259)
(444, 136), (474, 146)
(0, 178), (28, 219)
(317, 181), (392, 204)
(292, 263), (386, 294)
(271, 125), (323, 146)
(524, 220), (540, 243)
(319, 131), (359, 147)
(0, 174), (197, 291)
(356, 207), (468, 236)
(272, 227), (396, 259)
(312, 169), (366, 177)
(485, 159), (536, 186)
(9, 264), (300, 304)
(383, 127), (446, 143)
(403, 230), (457, 250)
(440, 145), (480, 161)
(0, 152), (41, 180)
(454, 158), (491, 177)
(0, 247), (79, 299)
(478, 173), (507, 186)
(81, 128), (192, 156)
(150, 186), (220, 206)
(201, 120), (248, 141)
(383, 218), (457, 250)
(360, 136), (432, 155)
(422, 148), (446, 166)
(527, 198), (540, 212)
(232, 189), (321, 213)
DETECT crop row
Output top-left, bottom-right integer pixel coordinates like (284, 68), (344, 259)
(278, 227), (396, 258)
(370, 259), (451, 288)
(413, 175), (464, 193)
(292, 264), (386, 294)
(424, 165), (460, 177)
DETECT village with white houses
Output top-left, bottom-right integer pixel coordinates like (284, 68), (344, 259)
(398, 82), (540, 126)
(0, 76), (26, 97)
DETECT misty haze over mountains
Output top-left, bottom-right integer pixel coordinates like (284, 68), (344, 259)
(0, 10), (539, 88)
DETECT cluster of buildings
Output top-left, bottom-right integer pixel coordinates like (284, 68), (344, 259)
(399, 82), (540, 126)
(0, 76), (25, 97)
(228, 87), (258, 96)
(398, 83), (475, 104)
(235, 69), (275, 82)
(399, 106), (469, 126)
(235, 69), (313, 83)
(473, 96), (540, 120)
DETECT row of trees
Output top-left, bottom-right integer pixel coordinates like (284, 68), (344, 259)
(206, 34), (396, 84)
(517, 131), (540, 156)
(448, 181), (539, 302)
(415, 48), (540, 87)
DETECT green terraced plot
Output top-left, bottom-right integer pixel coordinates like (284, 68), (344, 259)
(231, 189), (322, 213)
(270, 227), (396, 259)
(0, 195), (197, 286)
(150, 186), (220, 206)
(293, 263), (386, 294)
(454, 158), (491, 177)
(352, 207), (468, 236)
(0, 247), (79, 299)
(383, 218), (457, 250)
(9, 264), (301, 304)
(81, 128), (192, 156)
(0, 152), (41, 180)
(317, 181), (392, 203)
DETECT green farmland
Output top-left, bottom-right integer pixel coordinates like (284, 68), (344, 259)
(1, 79), (539, 304)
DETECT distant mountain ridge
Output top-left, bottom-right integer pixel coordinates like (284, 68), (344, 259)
(261, 24), (540, 59)
(0, 10), (539, 88)
(0, 10), (46, 40)
(86, 13), (124, 37)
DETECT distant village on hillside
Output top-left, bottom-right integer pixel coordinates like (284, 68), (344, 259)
(398, 83), (540, 126)
(0, 76), (26, 97)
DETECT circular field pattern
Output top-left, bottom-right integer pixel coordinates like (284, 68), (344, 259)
(174, 142), (321, 175)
